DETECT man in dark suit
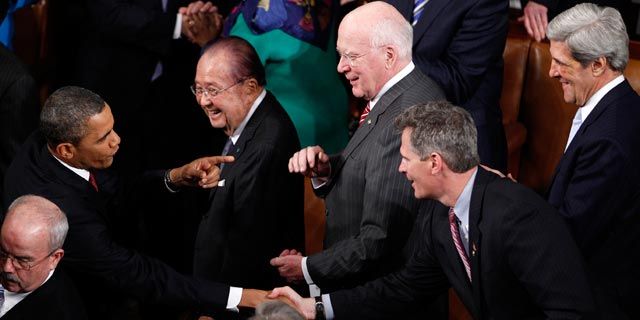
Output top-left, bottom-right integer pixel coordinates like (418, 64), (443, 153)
(546, 4), (640, 318)
(270, 101), (596, 320)
(272, 1), (445, 295)
(53, 0), (226, 174)
(0, 195), (87, 319)
(386, 0), (508, 170)
(191, 36), (304, 306)
(2, 86), (269, 319)
(0, 2), (39, 209)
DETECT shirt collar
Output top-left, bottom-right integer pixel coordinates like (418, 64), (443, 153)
(369, 62), (415, 110)
(1, 270), (55, 316)
(229, 89), (266, 144)
(453, 167), (478, 229)
(52, 154), (90, 181)
(579, 75), (624, 122)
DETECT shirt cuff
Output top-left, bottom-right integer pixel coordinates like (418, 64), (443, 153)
(323, 294), (335, 319)
(226, 287), (242, 311)
(173, 13), (182, 39)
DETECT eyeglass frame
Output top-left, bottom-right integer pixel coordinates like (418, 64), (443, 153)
(0, 247), (59, 271)
(190, 77), (249, 99)
(337, 45), (385, 67)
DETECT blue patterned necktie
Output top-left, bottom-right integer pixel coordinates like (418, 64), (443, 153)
(0, 285), (4, 311)
(412, 0), (430, 27)
(220, 138), (234, 171)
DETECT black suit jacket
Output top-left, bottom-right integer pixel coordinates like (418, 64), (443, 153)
(193, 92), (305, 290)
(547, 80), (640, 319)
(306, 69), (445, 291)
(55, 0), (221, 173)
(387, 0), (508, 170)
(2, 132), (230, 319)
(1, 270), (87, 320)
(331, 168), (596, 319)
(0, 43), (39, 208)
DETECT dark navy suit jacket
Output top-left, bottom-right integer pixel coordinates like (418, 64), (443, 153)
(547, 79), (640, 319)
(386, 0), (508, 170)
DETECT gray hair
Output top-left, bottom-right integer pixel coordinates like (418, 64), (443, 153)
(249, 301), (305, 320)
(40, 86), (106, 147)
(6, 195), (69, 251)
(547, 3), (628, 71)
(370, 13), (413, 62)
(395, 101), (479, 173)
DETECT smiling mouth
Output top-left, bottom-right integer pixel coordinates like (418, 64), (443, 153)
(208, 110), (222, 117)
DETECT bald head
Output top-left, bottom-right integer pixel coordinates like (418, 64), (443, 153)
(340, 2), (413, 63)
(4, 195), (68, 252)
(1, 195), (67, 293)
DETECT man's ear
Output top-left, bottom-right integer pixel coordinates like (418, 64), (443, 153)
(591, 56), (608, 76)
(53, 143), (75, 160)
(384, 45), (397, 69)
(48, 249), (64, 269)
(430, 153), (443, 175)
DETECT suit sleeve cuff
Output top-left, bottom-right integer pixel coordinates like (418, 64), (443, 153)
(302, 256), (314, 284)
(226, 287), (242, 311)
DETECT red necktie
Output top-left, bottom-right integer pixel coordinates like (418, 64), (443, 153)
(89, 172), (99, 192)
(449, 208), (471, 281)
(358, 102), (371, 127)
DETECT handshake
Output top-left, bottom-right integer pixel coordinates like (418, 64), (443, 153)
(238, 286), (320, 320)
(179, 1), (224, 47)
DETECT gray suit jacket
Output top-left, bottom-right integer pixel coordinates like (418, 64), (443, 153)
(307, 68), (445, 290)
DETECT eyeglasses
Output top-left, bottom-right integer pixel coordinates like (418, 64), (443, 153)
(191, 78), (247, 99)
(337, 50), (371, 67)
(0, 248), (57, 271)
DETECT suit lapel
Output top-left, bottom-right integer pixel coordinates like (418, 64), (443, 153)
(208, 91), (273, 201)
(331, 69), (421, 177)
(548, 80), (634, 194)
(412, 0), (449, 47)
(468, 167), (494, 318)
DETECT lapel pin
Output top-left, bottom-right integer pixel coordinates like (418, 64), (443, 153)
(217, 179), (226, 187)
(471, 242), (477, 257)
(367, 119), (372, 125)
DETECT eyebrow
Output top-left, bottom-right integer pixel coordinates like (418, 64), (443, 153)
(97, 130), (112, 143)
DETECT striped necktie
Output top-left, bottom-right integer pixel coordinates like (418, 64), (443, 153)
(449, 208), (472, 281)
(358, 102), (371, 127)
(412, 0), (430, 27)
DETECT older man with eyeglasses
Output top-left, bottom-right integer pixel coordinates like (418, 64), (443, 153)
(190, 35), (306, 319)
(0, 195), (87, 319)
(275, 4), (445, 316)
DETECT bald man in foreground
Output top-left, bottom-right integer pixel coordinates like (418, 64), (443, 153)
(0, 195), (86, 319)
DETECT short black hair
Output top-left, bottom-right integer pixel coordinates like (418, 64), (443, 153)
(40, 86), (106, 147)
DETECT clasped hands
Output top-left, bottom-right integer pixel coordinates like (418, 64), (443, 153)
(179, 1), (223, 47)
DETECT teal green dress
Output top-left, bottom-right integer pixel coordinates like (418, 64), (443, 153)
(229, 15), (348, 153)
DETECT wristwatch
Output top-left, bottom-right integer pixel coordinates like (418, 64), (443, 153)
(315, 296), (326, 320)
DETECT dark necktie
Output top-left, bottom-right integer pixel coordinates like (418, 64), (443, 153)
(412, 0), (429, 27)
(449, 208), (471, 281)
(89, 172), (99, 192)
(220, 138), (234, 171)
(358, 102), (371, 127)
